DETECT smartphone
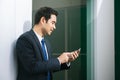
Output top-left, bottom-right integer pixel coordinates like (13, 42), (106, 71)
(70, 48), (81, 54)
(76, 48), (81, 53)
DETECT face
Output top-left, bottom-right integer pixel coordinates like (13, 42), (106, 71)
(42, 14), (57, 36)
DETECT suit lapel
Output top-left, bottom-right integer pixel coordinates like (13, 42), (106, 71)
(29, 30), (51, 60)
(29, 30), (45, 60)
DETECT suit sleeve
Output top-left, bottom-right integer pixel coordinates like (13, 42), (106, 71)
(16, 36), (61, 75)
(60, 63), (70, 70)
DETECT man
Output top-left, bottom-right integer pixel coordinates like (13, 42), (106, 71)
(16, 7), (80, 80)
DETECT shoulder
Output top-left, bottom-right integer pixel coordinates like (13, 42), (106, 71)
(17, 30), (35, 41)
(16, 30), (36, 45)
(19, 30), (33, 38)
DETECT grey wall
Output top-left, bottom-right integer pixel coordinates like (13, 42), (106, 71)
(0, 0), (32, 80)
(94, 0), (114, 80)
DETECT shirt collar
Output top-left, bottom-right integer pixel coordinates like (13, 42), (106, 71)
(33, 30), (44, 44)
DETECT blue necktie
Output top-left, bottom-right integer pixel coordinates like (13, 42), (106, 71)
(41, 39), (50, 80)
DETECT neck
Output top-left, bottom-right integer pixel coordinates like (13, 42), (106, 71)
(33, 25), (44, 37)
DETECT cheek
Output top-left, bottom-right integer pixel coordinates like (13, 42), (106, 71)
(45, 25), (51, 32)
(47, 24), (52, 30)
(45, 23), (53, 32)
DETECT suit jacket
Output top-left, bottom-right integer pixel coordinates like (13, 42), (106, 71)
(16, 30), (70, 80)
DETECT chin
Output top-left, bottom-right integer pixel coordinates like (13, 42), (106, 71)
(47, 32), (52, 36)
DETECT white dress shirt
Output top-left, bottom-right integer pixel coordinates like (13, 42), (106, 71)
(34, 31), (49, 59)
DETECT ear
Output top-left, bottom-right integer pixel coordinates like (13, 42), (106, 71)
(40, 17), (46, 25)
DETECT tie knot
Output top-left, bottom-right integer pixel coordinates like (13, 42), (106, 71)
(41, 39), (45, 44)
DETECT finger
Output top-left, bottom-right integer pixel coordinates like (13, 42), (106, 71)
(70, 53), (75, 60)
(74, 50), (80, 56)
(72, 52), (77, 59)
(73, 51), (79, 58)
(75, 51), (79, 57)
(70, 51), (79, 60)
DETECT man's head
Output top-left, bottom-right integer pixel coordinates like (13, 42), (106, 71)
(34, 7), (58, 36)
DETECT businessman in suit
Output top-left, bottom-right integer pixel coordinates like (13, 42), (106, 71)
(16, 7), (80, 80)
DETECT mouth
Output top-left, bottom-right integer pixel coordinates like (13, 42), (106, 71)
(50, 29), (54, 32)
(49, 30), (54, 34)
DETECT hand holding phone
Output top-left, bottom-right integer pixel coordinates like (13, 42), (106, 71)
(68, 48), (81, 62)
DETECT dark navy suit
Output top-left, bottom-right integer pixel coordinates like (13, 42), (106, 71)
(16, 30), (70, 80)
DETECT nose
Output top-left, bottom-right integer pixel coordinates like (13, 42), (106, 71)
(53, 25), (56, 29)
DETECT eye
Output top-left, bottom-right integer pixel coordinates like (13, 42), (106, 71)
(52, 22), (55, 25)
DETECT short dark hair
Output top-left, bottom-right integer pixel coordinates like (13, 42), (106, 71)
(34, 7), (58, 24)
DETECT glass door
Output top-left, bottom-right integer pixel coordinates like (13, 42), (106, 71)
(32, 0), (87, 80)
